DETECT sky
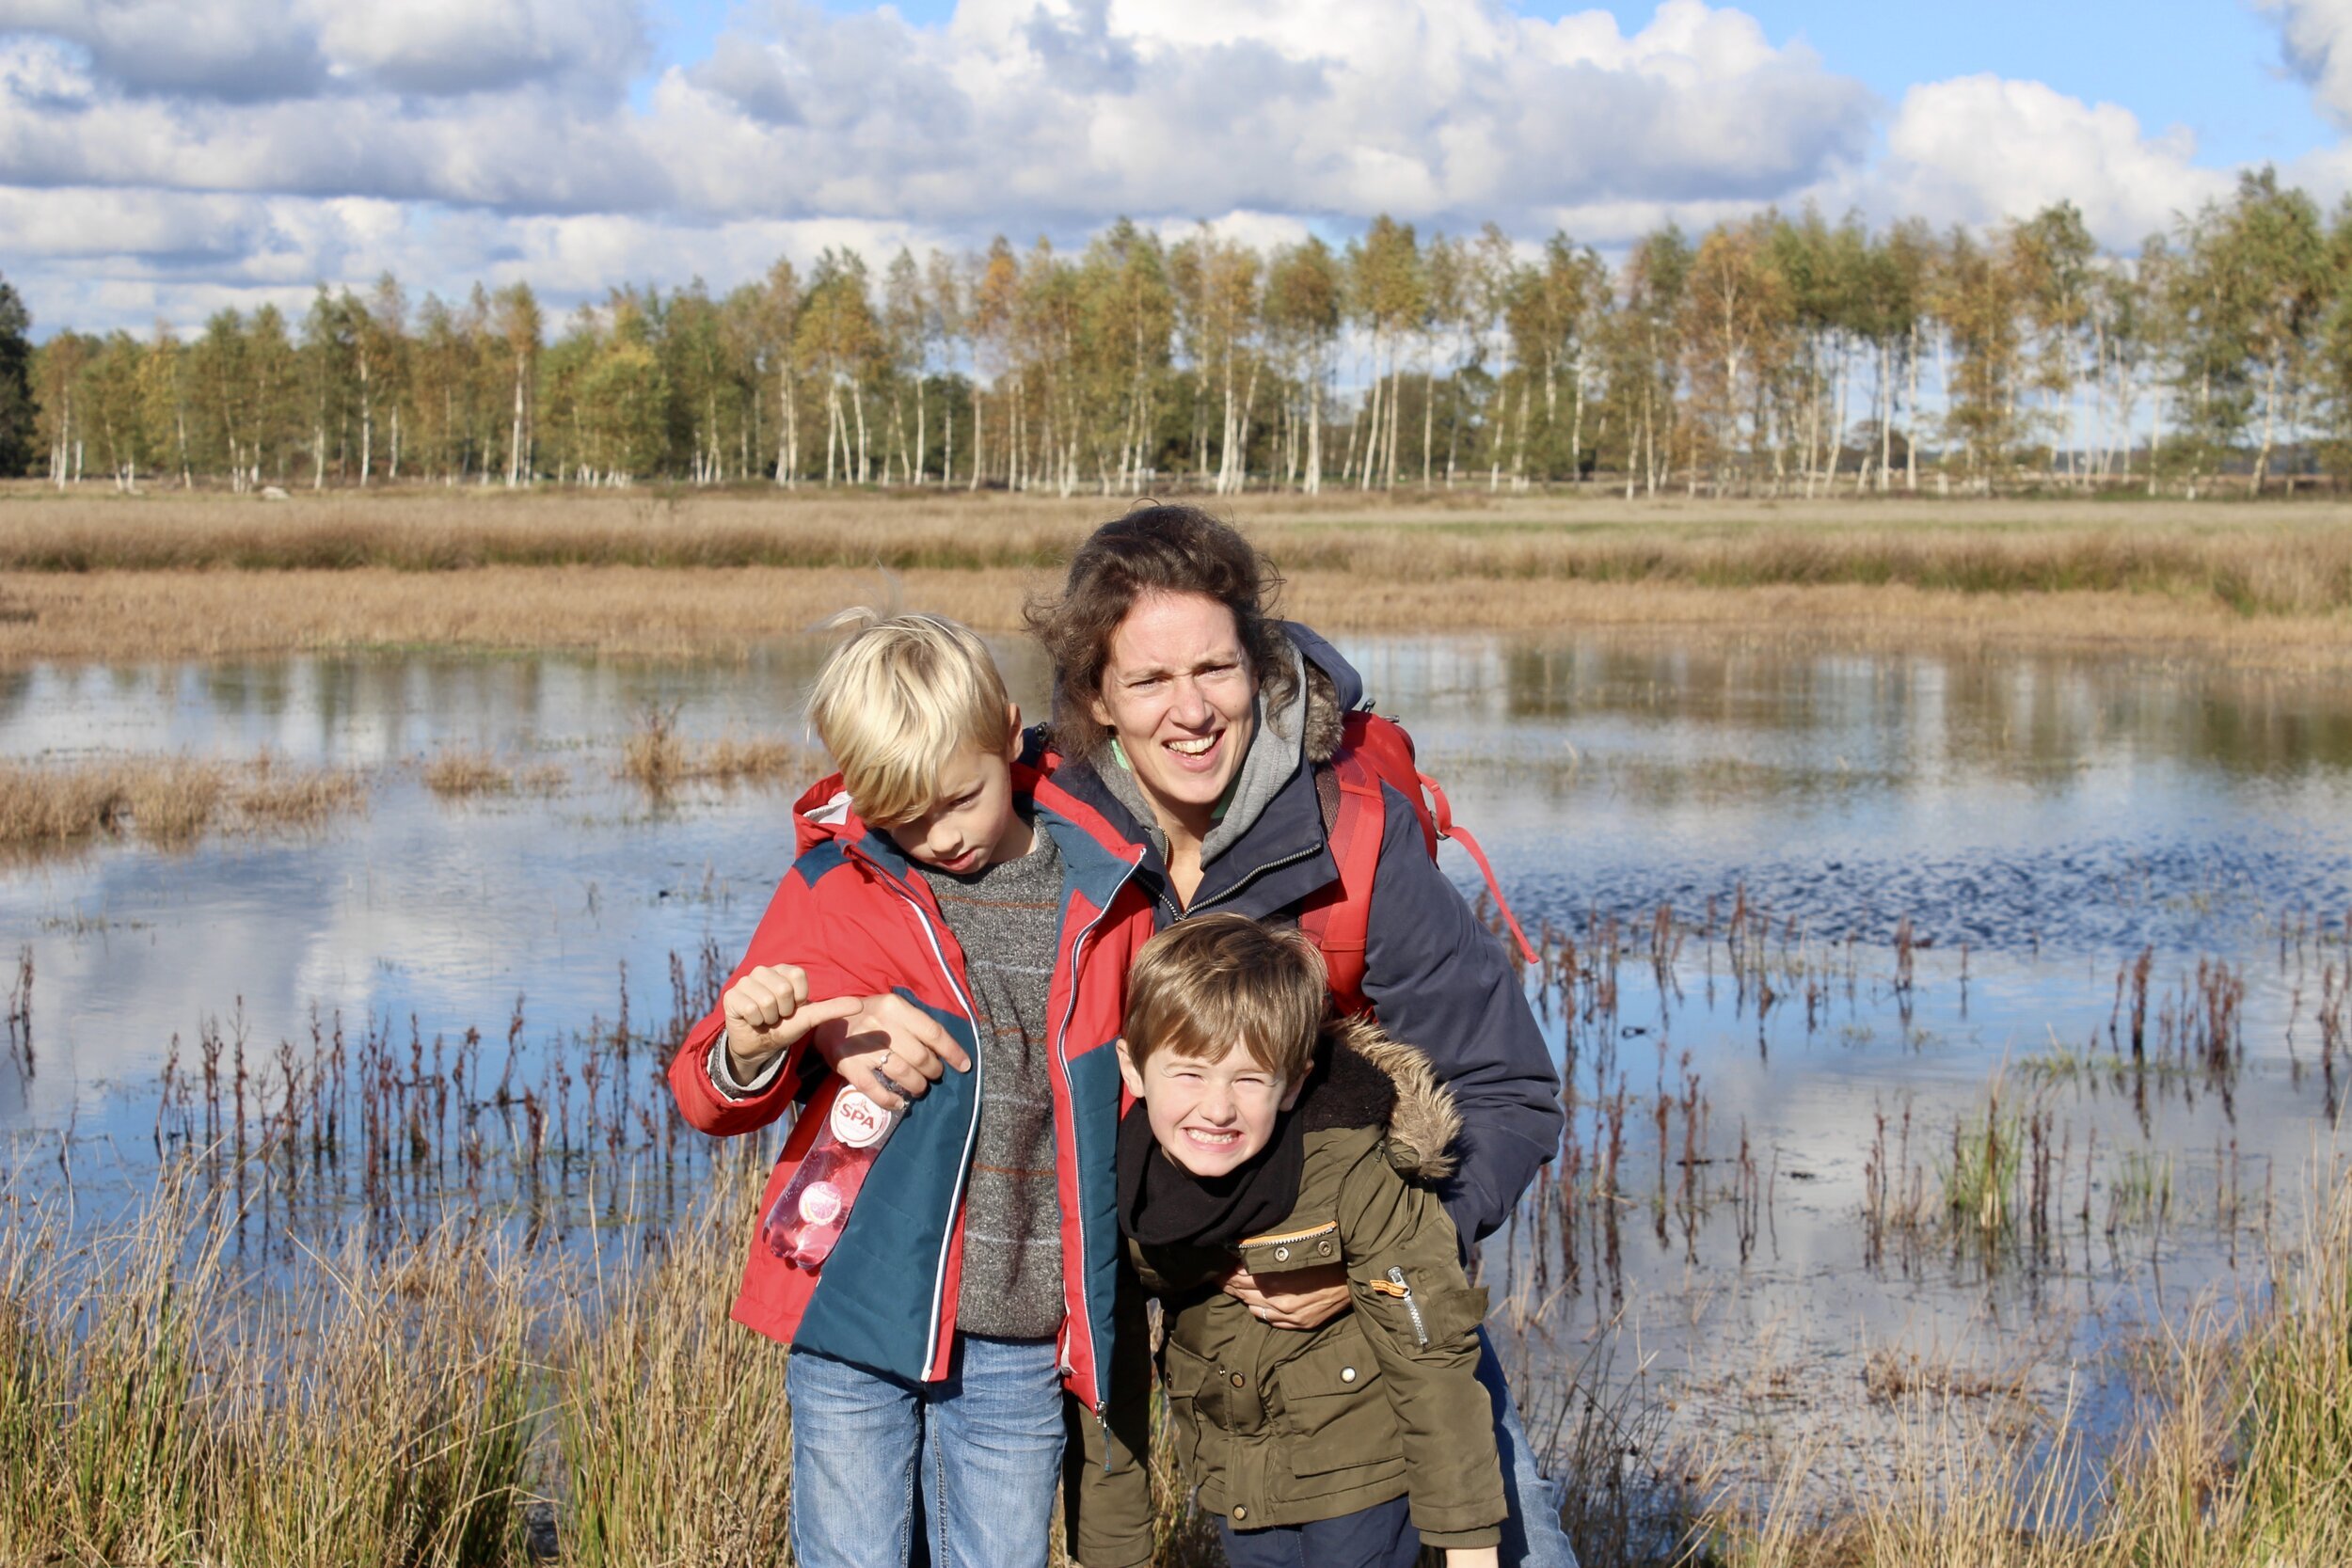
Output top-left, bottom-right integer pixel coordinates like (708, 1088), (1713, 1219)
(3, 0), (2350, 337)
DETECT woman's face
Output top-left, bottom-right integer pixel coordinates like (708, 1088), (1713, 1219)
(1086, 591), (1259, 840)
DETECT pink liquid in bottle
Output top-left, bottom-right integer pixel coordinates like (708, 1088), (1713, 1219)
(764, 1087), (900, 1268)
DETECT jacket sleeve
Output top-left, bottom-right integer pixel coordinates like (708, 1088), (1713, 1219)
(665, 857), (882, 1139)
(1066, 1256), (1157, 1568)
(1338, 1148), (1506, 1548)
(1359, 787), (1563, 1243)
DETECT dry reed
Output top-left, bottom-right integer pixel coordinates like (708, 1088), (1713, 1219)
(550, 1153), (795, 1567)
(5, 492), (2351, 668)
(618, 706), (819, 795)
(8, 565), (2350, 673)
(423, 744), (516, 797)
(0, 753), (368, 849)
(7, 488), (2352, 595)
(0, 1166), (538, 1566)
(1703, 1167), (2352, 1568)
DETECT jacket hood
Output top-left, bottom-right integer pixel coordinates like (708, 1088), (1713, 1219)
(791, 773), (863, 858)
(1282, 620), (1359, 767)
(1300, 1016), (1462, 1182)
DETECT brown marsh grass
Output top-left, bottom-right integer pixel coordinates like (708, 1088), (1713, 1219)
(4, 1148), (2347, 1564)
(0, 753), (368, 849)
(4, 490), (2351, 666)
(423, 744), (516, 797)
(618, 705), (820, 795)
(1703, 1168), (2352, 1568)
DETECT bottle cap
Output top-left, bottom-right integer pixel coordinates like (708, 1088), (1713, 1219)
(829, 1088), (897, 1148)
(798, 1180), (844, 1227)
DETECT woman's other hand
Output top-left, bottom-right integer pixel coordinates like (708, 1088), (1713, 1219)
(809, 991), (975, 1111)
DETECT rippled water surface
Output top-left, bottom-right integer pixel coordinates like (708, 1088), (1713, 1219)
(6, 632), (2350, 1503)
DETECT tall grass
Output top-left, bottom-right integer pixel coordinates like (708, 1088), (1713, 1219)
(1704, 1167), (2352, 1567)
(550, 1154), (795, 1567)
(8, 492), (2352, 616)
(7, 1147), (2347, 1566)
(618, 705), (818, 796)
(0, 753), (368, 849)
(0, 1171), (535, 1566)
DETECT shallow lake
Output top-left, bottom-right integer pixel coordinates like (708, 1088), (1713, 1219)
(6, 631), (2350, 1509)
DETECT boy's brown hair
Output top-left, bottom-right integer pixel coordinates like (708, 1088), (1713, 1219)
(1122, 913), (1326, 1083)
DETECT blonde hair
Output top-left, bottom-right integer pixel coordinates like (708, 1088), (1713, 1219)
(1123, 914), (1327, 1083)
(807, 610), (1015, 826)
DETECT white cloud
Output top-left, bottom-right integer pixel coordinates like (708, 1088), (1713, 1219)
(0, 0), (2318, 334)
(1873, 75), (2233, 245)
(2264, 0), (2352, 126)
(0, 0), (644, 100)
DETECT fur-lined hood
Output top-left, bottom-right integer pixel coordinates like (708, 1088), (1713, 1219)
(1295, 1014), (1462, 1182)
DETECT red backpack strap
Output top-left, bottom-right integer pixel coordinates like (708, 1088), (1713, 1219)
(1296, 752), (1385, 1016)
(1416, 768), (1539, 967)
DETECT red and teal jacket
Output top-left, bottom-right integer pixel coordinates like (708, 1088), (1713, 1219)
(667, 762), (1153, 1415)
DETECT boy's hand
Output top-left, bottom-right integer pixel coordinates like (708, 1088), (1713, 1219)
(1447, 1550), (1499, 1568)
(1219, 1262), (1350, 1330)
(722, 965), (863, 1083)
(811, 992), (974, 1112)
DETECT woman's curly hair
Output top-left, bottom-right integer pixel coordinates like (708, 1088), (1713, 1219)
(1025, 503), (1295, 759)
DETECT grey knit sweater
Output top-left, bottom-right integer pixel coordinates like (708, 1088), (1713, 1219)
(914, 825), (1066, 1339)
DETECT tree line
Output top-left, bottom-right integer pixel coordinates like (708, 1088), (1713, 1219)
(9, 168), (2352, 499)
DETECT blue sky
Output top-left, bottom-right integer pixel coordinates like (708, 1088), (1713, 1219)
(5, 0), (2348, 332)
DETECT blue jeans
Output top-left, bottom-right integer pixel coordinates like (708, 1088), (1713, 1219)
(1476, 1326), (1582, 1568)
(787, 1336), (1065, 1568)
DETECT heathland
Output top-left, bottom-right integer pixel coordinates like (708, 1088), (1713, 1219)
(4, 486), (2352, 668)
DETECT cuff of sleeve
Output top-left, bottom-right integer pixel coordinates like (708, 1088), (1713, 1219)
(1419, 1526), (1503, 1549)
(1075, 1540), (1155, 1568)
(707, 1037), (786, 1100)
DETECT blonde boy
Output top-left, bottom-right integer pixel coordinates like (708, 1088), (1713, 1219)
(668, 611), (1161, 1568)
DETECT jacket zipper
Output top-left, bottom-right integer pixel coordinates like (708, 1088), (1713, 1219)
(1054, 882), (1131, 1417)
(1384, 1267), (1429, 1348)
(1171, 837), (1324, 922)
(876, 874), (984, 1383)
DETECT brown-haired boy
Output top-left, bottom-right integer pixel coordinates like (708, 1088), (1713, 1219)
(1098, 913), (1505, 1568)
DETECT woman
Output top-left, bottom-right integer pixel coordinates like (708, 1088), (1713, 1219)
(1030, 505), (1575, 1567)
(831, 505), (1574, 1566)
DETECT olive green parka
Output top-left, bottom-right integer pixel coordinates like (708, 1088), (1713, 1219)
(1082, 1019), (1505, 1552)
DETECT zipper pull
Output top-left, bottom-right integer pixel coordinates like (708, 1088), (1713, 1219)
(1385, 1266), (1429, 1347)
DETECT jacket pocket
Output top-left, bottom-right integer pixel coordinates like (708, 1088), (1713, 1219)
(1234, 1221), (1341, 1276)
(1270, 1327), (1390, 1478)
(1158, 1338), (1218, 1481)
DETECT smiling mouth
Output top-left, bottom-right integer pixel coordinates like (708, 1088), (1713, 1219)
(1182, 1126), (1241, 1148)
(1164, 732), (1222, 765)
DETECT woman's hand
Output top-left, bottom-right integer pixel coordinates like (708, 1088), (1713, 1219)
(1219, 1262), (1351, 1330)
(721, 966), (865, 1083)
(1447, 1549), (1499, 1568)
(809, 991), (974, 1111)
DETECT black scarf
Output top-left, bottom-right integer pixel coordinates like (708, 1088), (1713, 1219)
(1116, 1098), (1308, 1249)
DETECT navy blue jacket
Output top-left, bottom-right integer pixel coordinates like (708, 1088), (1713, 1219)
(1046, 626), (1563, 1243)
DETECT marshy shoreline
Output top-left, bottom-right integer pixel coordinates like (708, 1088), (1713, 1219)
(4, 487), (2351, 668)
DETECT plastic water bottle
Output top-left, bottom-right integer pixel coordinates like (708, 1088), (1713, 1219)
(763, 1086), (901, 1268)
